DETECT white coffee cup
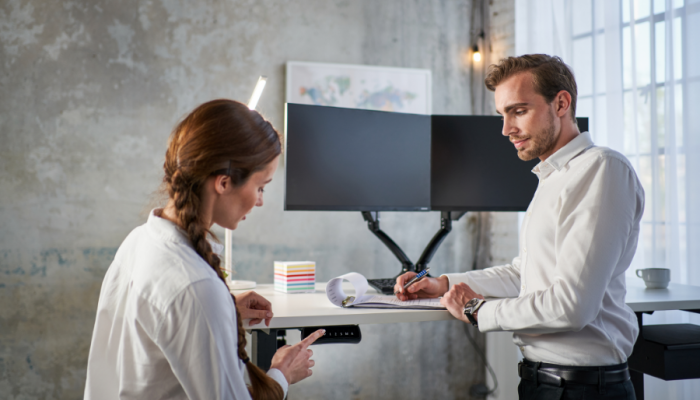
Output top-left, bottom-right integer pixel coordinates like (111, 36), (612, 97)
(636, 268), (671, 289)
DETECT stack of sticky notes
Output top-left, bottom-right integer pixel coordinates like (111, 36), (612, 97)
(274, 261), (316, 293)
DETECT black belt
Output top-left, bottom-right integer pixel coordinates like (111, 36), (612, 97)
(518, 359), (630, 388)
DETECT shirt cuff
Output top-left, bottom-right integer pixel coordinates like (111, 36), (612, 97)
(476, 300), (500, 332)
(441, 273), (473, 289)
(266, 368), (289, 398)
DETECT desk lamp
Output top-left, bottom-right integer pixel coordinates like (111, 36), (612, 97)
(225, 76), (267, 290)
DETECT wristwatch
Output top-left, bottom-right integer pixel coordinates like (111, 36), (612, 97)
(463, 298), (486, 326)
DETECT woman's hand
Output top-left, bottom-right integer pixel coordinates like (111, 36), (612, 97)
(234, 291), (273, 326)
(394, 273), (449, 301)
(271, 329), (325, 385)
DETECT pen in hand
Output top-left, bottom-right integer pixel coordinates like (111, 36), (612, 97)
(396, 268), (430, 295)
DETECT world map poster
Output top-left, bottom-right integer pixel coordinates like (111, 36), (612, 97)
(285, 61), (432, 115)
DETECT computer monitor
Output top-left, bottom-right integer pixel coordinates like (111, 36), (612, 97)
(285, 104), (431, 211)
(430, 116), (589, 211)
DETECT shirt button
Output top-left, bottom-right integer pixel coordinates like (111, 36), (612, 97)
(523, 247), (527, 254)
(520, 346), (525, 353)
(521, 285), (526, 291)
(527, 211), (532, 216)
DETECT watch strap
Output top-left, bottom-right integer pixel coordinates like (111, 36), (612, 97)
(465, 312), (478, 325)
(463, 298), (484, 327)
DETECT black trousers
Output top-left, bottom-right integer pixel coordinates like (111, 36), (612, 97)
(518, 361), (636, 400)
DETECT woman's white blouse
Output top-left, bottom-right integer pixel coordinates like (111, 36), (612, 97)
(84, 210), (288, 399)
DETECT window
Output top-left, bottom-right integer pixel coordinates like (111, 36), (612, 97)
(516, 1), (700, 394)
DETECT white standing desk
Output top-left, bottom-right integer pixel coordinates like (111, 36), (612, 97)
(624, 280), (700, 399)
(235, 278), (700, 400)
(625, 280), (700, 312)
(239, 282), (451, 330)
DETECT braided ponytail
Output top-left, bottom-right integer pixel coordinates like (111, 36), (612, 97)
(163, 99), (283, 400)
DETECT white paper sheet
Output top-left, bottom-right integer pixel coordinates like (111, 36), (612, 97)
(353, 296), (444, 309)
(326, 272), (371, 307)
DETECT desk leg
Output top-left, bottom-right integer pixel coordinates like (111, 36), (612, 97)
(251, 329), (285, 371)
(631, 312), (645, 400)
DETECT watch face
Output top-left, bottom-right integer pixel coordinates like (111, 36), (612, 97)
(463, 298), (481, 326)
(464, 298), (479, 313)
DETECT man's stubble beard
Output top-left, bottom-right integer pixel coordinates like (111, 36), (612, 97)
(516, 111), (558, 161)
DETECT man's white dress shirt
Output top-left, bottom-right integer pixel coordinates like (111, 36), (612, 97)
(445, 132), (644, 366)
(84, 210), (288, 399)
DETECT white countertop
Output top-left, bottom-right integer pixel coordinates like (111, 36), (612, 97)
(625, 279), (700, 312)
(237, 282), (453, 330)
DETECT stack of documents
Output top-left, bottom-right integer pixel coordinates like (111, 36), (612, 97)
(274, 261), (316, 293)
(326, 272), (446, 309)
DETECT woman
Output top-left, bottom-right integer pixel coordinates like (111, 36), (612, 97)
(84, 99), (324, 399)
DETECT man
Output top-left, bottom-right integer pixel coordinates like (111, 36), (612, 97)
(395, 54), (643, 400)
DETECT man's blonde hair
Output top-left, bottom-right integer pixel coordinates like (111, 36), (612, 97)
(485, 54), (578, 120)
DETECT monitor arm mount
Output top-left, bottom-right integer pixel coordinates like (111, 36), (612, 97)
(361, 211), (467, 276)
(362, 211), (415, 273)
(415, 211), (466, 272)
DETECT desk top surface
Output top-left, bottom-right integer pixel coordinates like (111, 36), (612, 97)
(625, 279), (700, 312)
(237, 282), (454, 330)
(237, 278), (700, 330)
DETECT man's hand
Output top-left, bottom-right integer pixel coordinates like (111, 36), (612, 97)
(234, 291), (273, 326)
(271, 329), (325, 385)
(394, 273), (449, 301)
(440, 282), (484, 324)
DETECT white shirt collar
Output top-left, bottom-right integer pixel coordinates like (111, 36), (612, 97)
(146, 209), (225, 256)
(533, 131), (595, 179)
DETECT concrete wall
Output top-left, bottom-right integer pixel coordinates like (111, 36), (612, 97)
(0, 1), (507, 399)
(475, 1), (523, 399)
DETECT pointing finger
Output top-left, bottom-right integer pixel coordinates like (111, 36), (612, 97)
(300, 329), (326, 348)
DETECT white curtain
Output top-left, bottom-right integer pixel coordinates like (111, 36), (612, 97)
(515, 0), (700, 398)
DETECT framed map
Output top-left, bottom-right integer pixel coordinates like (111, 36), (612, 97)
(285, 61), (432, 115)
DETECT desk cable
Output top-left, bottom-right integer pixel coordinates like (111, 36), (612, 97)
(467, 212), (499, 398)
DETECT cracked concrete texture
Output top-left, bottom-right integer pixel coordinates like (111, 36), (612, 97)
(0, 1), (505, 398)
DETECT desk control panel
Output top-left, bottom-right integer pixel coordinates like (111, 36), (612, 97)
(301, 325), (362, 345)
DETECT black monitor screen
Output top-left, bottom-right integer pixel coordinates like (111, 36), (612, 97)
(285, 104), (431, 211)
(431, 116), (589, 211)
